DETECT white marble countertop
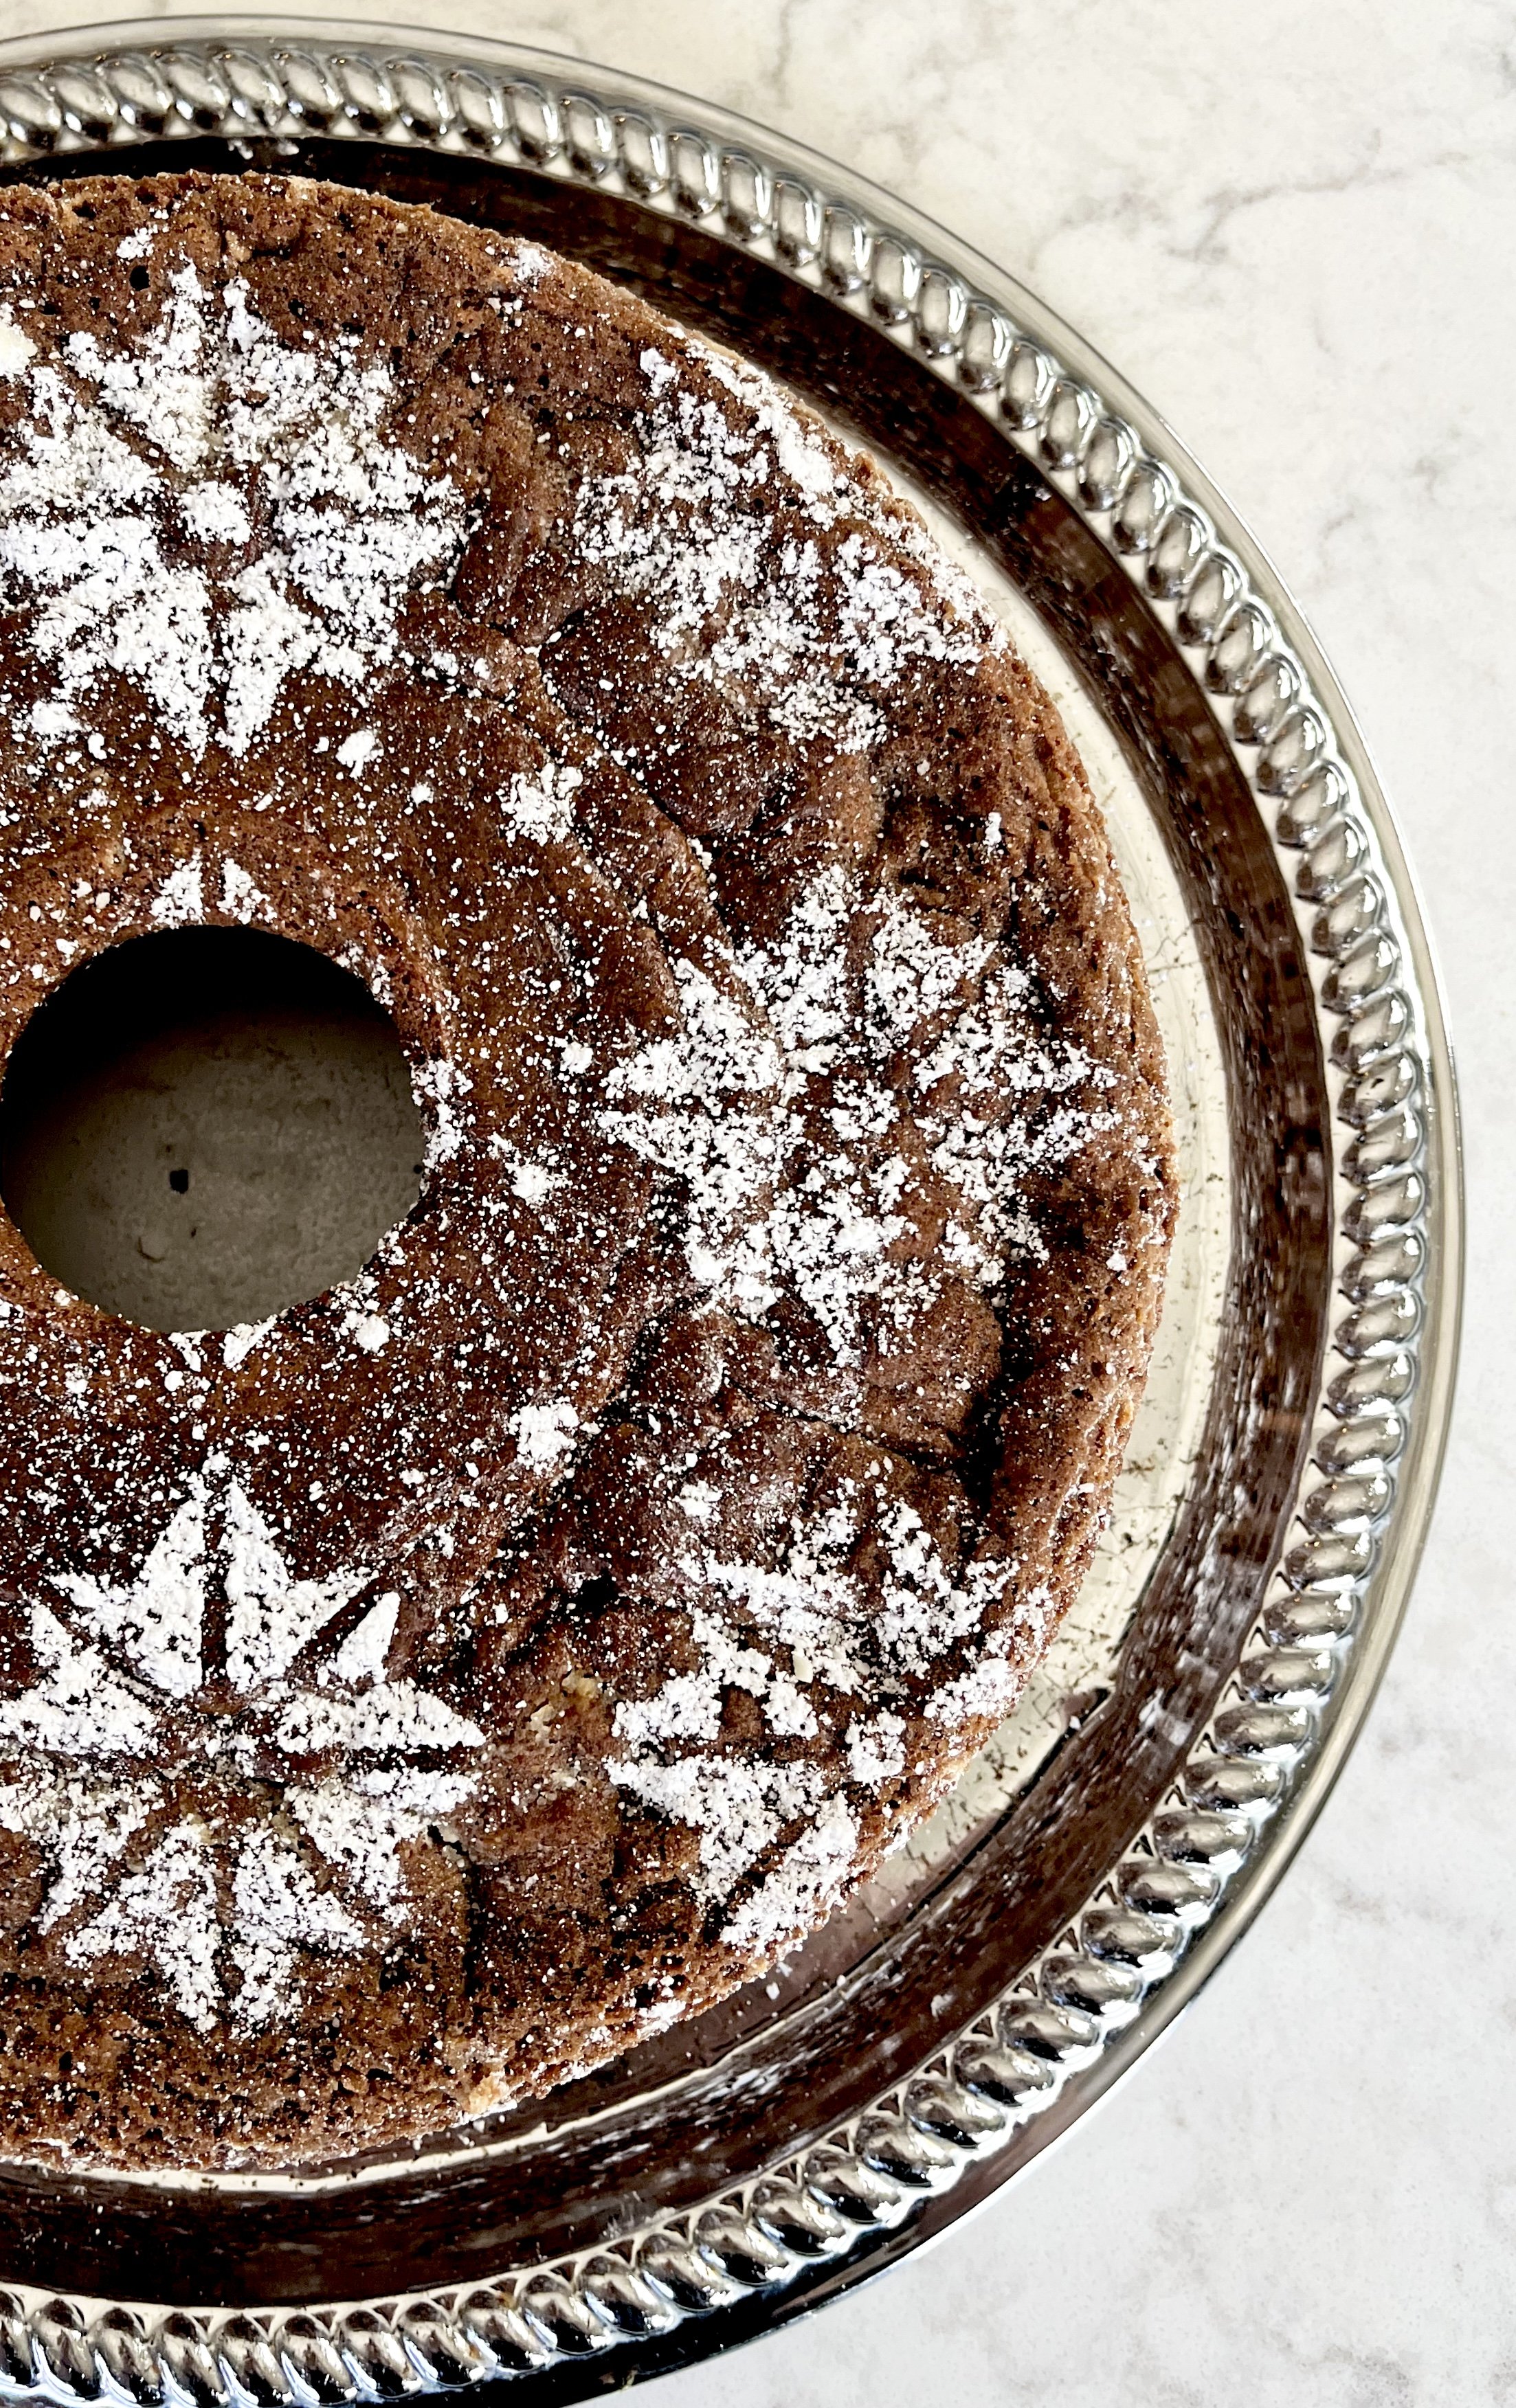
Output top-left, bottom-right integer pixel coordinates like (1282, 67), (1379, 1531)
(3, 1), (1511, 2397)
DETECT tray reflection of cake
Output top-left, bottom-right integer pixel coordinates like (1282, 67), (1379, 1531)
(0, 170), (1173, 2169)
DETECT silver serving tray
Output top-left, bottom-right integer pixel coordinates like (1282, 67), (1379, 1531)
(0, 19), (1461, 2397)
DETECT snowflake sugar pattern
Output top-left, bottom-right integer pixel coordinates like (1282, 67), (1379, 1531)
(0, 1464), (483, 2032)
(0, 272), (465, 758)
(570, 343), (989, 757)
(599, 866), (1113, 1369)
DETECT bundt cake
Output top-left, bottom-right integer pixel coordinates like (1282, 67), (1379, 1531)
(0, 170), (1174, 2168)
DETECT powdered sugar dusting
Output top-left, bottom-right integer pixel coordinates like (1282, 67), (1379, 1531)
(218, 857), (265, 920)
(291, 1766), (472, 1915)
(0, 1603), (160, 1757)
(569, 344), (985, 756)
(222, 1475), (374, 1690)
(230, 1826), (364, 2029)
(70, 1822), (221, 2033)
(412, 1057), (472, 1169)
(720, 1791), (859, 1954)
(335, 727), (381, 780)
(509, 1399), (580, 1472)
(221, 1315), (276, 1372)
(0, 310), (36, 380)
(0, 1469), (485, 2030)
(56, 1480), (207, 1698)
(598, 866), (1106, 1368)
(607, 1473), (1034, 1932)
(330, 1592), (399, 1687)
(0, 267), (465, 759)
(609, 1749), (829, 1905)
(274, 1680), (485, 1755)
(149, 855), (205, 929)
(501, 758), (582, 842)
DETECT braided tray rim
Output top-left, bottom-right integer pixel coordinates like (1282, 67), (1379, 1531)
(0, 17), (1461, 2396)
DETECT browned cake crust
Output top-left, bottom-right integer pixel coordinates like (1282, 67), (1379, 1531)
(0, 172), (1174, 2169)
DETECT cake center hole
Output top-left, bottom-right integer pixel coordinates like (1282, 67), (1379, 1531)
(0, 928), (424, 1335)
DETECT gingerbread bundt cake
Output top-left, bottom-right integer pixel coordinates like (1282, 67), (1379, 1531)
(0, 172), (1174, 2168)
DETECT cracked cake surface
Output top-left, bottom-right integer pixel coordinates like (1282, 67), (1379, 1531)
(0, 170), (1174, 2169)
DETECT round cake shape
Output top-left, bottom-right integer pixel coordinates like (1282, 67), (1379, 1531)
(0, 172), (1173, 2169)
